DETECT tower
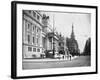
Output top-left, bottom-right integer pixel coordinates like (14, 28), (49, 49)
(71, 24), (75, 39)
(66, 23), (80, 56)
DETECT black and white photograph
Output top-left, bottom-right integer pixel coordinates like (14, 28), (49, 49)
(11, 1), (97, 79)
(22, 10), (91, 69)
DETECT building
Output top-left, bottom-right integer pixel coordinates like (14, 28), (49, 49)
(22, 10), (60, 58)
(66, 24), (80, 56)
(41, 14), (53, 51)
(58, 34), (65, 54)
(22, 10), (45, 58)
(22, 10), (69, 59)
(41, 14), (60, 57)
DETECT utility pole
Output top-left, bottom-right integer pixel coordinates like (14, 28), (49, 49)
(64, 37), (67, 59)
(52, 14), (55, 57)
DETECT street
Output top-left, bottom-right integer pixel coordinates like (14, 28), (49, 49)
(22, 56), (91, 69)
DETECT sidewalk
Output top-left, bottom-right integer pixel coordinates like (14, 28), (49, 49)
(23, 56), (78, 62)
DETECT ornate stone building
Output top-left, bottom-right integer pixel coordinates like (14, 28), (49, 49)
(66, 24), (80, 56)
(22, 11), (60, 58)
(22, 10), (43, 58)
(58, 34), (65, 54)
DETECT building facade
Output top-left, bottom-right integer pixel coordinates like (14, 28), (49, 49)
(22, 10), (60, 58)
(41, 14), (53, 51)
(66, 24), (80, 56)
(58, 34), (65, 54)
(22, 10), (44, 58)
(22, 10), (68, 59)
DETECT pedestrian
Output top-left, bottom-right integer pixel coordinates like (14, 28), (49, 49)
(63, 55), (64, 59)
(70, 55), (71, 61)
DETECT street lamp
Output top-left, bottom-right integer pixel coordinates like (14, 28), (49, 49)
(52, 32), (55, 56)
(52, 14), (56, 58)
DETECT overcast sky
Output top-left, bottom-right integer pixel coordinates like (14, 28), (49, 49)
(42, 11), (91, 52)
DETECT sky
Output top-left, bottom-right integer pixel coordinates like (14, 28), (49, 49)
(41, 11), (91, 52)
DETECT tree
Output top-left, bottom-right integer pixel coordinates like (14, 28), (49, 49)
(83, 38), (91, 55)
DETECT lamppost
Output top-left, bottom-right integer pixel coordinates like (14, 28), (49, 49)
(52, 39), (55, 56)
(52, 14), (55, 57)
(52, 30), (56, 57)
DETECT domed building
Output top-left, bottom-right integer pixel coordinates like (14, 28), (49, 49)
(66, 24), (80, 56)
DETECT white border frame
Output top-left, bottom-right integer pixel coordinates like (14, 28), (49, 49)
(16, 3), (96, 77)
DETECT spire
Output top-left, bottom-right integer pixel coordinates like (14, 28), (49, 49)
(71, 23), (75, 39)
(72, 23), (74, 33)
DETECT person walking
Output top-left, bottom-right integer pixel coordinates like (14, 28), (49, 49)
(70, 55), (71, 61)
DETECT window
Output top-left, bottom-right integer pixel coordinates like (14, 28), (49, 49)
(33, 11), (36, 17)
(28, 47), (32, 51)
(37, 49), (40, 52)
(37, 29), (38, 32)
(37, 15), (40, 20)
(33, 48), (36, 52)
(28, 35), (30, 43)
(37, 38), (38, 44)
(59, 43), (61, 46)
(28, 23), (30, 29)
(33, 26), (34, 31)
(35, 25), (36, 30)
(25, 20), (27, 30)
(33, 37), (35, 43)
(38, 29), (40, 34)
(29, 10), (31, 13)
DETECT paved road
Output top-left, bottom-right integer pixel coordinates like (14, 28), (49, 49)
(22, 56), (91, 69)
